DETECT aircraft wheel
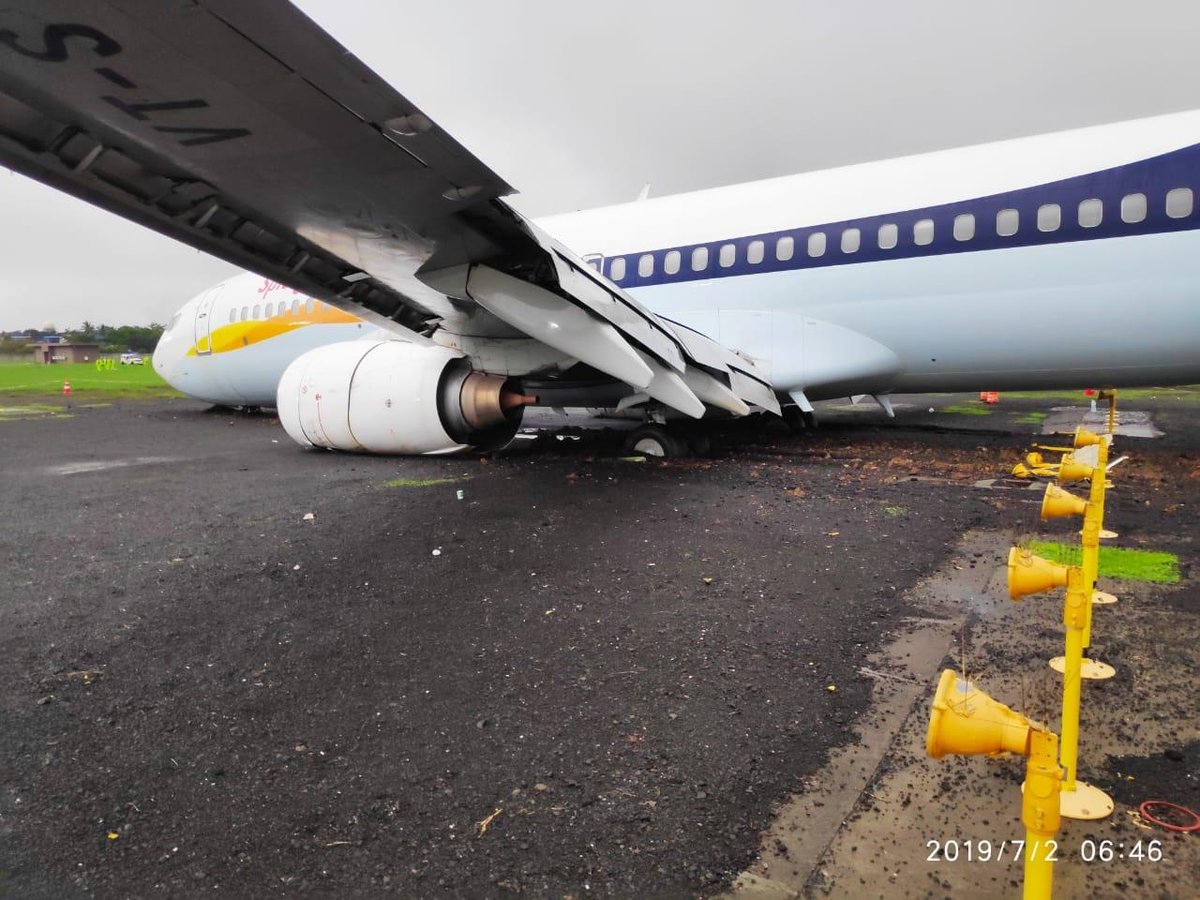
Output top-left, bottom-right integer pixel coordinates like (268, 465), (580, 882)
(782, 406), (818, 432)
(624, 424), (684, 458)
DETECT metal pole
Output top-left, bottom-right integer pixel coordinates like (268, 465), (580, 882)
(1022, 730), (1062, 900)
(1060, 567), (1087, 790)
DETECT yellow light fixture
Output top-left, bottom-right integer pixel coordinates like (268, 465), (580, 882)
(926, 669), (1033, 758)
(1007, 547), (1068, 600)
(1040, 484), (1088, 520)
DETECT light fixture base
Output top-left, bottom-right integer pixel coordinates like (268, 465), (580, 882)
(1058, 781), (1114, 820)
(1092, 591), (1119, 605)
(1049, 656), (1116, 680)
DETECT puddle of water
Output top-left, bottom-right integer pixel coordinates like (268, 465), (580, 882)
(1041, 407), (1163, 438)
(48, 456), (180, 475)
(0, 405), (63, 420)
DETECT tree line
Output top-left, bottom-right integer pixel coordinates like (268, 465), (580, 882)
(0, 322), (165, 355)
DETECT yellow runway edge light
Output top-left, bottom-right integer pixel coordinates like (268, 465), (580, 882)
(926, 670), (1063, 900)
(1007, 550), (1114, 820)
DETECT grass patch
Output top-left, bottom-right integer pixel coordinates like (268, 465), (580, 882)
(0, 360), (182, 399)
(1017, 411), (1048, 425)
(941, 403), (992, 416)
(1029, 541), (1181, 584)
(382, 475), (469, 489)
(883, 506), (907, 516)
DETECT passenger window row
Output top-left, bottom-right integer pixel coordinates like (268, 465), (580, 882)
(229, 297), (318, 324)
(602, 186), (1195, 283)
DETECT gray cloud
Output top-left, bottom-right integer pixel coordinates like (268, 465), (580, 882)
(3, 0), (1199, 329)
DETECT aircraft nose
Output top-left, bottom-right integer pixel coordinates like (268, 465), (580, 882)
(153, 308), (192, 394)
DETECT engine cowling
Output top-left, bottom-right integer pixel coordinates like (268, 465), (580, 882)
(276, 340), (534, 455)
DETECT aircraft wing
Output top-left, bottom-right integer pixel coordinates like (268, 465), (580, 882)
(0, 0), (777, 417)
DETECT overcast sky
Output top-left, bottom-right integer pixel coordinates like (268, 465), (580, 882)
(3, 0), (1200, 330)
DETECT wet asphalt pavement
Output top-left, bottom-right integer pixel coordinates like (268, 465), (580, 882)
(0, 395), (1194, 898)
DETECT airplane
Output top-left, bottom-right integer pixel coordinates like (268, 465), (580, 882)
(2, 3), (1199, 458)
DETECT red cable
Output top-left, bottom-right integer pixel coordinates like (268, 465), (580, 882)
(1138, 800), (1200, 833)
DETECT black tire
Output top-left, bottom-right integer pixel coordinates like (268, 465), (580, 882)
(623, 424), (685, 458)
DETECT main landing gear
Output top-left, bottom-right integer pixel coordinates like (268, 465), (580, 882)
(782, 405), (818, 432)
(621, 424), (711, 458)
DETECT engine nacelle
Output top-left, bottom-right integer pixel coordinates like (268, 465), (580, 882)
(276, 340), (532, 455)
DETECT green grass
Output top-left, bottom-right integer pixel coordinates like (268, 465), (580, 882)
(940, 402), (992, 416)
(1017, 411), (1048, 425)
(382, 475), (469, 489)
(1029, 541), (1181, 584)
(0, 360), (182, 399)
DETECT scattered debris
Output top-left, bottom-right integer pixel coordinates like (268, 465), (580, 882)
(64, 668), (104, 684)
(475, 807), (503, 837)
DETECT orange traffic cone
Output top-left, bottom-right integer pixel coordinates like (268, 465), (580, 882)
(62, 380), (72, 396)
(978, 391), (999, 404)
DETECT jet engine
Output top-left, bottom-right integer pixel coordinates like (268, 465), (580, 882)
(276, 341), (536, 454)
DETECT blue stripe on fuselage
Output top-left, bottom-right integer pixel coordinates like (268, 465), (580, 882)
(604, 143), (1200, 288)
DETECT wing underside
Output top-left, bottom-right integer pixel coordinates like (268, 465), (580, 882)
(0, 0), (777, 416)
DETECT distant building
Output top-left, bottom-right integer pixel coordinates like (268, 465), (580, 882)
(31, 342), (100, 364)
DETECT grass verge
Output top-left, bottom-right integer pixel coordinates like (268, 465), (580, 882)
(382, 476), (470, 489)
(0, 360), (182, 399)
(1029, 540), (1181, 584)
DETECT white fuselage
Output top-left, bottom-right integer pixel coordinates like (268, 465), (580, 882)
(156, 110), (1200, 406)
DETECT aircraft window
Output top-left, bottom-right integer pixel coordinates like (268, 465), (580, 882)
(996, 208), (1019, 237)
(1078, 198), (1103, 228)
(609, 257), (626, 281)
(913, 219), (934, 246)
(638, 253), (655, 277)
(805, 233), (823, 258)
(264, 302), (274, 318)
(691, 246), (709, 271)
(240, 305), (249, 321)
(305, 298), (315, 314)
(953, 213), (975, 241)
(252, 304), (261, 319)
(1121, 193), (1147, 223)
(877, 223), (898, 250)
(582, 253), (603, 272)
(747, 240), (765, 264)
(228, 308), (237, 324)
(776, 236), (795, 261)
(840, 228), (860, 254)
(1166, 187), (1194, 218)
(719, 243), (736, 268)
(291, 299), (301, 315)
(1037, 204), (1061, 232)
(664, 250), (681, 275)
